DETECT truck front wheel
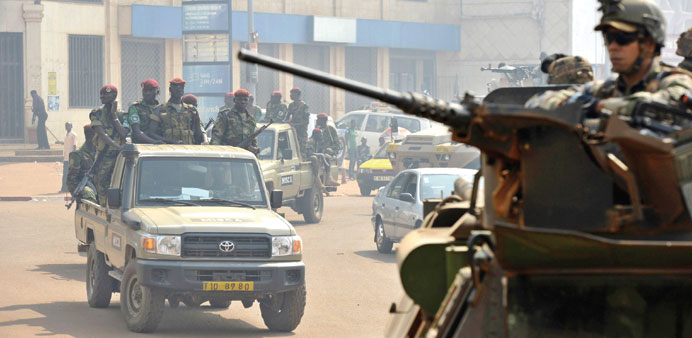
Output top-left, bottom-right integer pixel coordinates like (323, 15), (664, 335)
(301, 187), (323, 223)
(120, 261), (165, 333)
(86, 244), (114, 308)
(260, 286), (306, 332)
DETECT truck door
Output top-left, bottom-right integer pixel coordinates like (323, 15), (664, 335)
(105, 156), (127, 270)
(276, 130), (301, 198)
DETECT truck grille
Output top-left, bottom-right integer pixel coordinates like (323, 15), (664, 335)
(182, 234), (271, 258)
(185, 269), (272, 282)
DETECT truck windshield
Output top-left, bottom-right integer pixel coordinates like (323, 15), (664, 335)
(257, 129), (275, 160)
(136, 158), (267, 206)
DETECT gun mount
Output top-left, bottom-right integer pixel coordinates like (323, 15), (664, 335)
(239, 49), (692, 337)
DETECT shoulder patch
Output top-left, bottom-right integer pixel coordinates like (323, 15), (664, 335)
(130, 114), (140, 123)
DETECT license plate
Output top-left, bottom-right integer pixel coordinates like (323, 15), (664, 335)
(202, 281), (254, 291)
(374, 176), (393, 182)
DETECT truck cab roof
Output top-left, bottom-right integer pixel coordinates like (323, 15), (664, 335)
(126, 144), (257, 160)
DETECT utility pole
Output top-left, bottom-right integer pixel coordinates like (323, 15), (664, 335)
(247, 0), (258, 95)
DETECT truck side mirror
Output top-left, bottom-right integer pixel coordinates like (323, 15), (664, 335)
(281, 148), (293, 160)
(107, 188), (122, 209)
(399, 192), (415, 203)
(270, 190), (283, 209)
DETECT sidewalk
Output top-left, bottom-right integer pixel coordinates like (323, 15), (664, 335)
(0, 162), (68, 200)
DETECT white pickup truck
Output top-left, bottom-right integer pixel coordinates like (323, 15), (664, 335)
(74, 144), (306, 333)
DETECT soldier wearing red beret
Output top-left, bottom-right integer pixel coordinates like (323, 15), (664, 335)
(287, 87), (310, 157)
(211, 88), (259, 155)
(265, 91), (288, 122)
(89, 84), (129, 205)
(125, 79), (163, 144)
(182, 94), (198, 106)
(148, 77), (204, 145)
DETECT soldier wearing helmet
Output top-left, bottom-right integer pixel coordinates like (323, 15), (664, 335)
(676, 27), (692, 72)
(126, 79), (164, 144)
(548, 56), (595, 85)
(287, 87), (310, 157)
(210, 89), (259, 155)
(528, 0), (692, 118)
(265, 91), (288, 122)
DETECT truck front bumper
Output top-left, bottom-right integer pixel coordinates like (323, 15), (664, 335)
(135, 259), (305, 294)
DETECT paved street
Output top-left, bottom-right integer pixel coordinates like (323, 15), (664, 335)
(0, 175), (403, 337)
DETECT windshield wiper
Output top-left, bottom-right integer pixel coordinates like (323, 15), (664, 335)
(139, 198), (200, 206)
(199, 198), (256, 209)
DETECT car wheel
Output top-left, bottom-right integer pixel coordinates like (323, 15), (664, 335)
(260, 286), (306, 332)
(359, 183), (371, 196)
(86, 244), (114, 308)
(375, 219), (393, 253)
(301, 185), (323, 224)
(120, 260), (165, 333)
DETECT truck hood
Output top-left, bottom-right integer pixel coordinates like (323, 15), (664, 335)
(360, 158), (392, 170)
(134, 207), (294, 236)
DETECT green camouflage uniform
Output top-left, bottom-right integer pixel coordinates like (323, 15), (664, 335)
(67, 143), (97, 203)
(527, 57), (692, 117)
(265, 101), (288, 121)
(90, 106), (126, 205)
(249, 104), (263, 121)
(548, 56), (594, 85)
(320, 125), (341, 157)
(677, 28), (692, 73)
(152, 100), (202, 144)
(126, 99), (159, 142)
(287, 100), (310, 156)
(210, 106), (258, 154)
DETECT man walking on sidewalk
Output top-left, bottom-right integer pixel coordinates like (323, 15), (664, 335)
(60, 122), (78, 193)
(31, 90), (49, 149)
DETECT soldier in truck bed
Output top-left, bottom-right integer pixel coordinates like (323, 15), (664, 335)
(676, 27), (692, 73)
(527, 0), (692, 119)
(67, 124), (97, 204)
(210, 89), (259, 155)
(148, 78), (204, 145)
(287, 87), (310, 157)
(126, 79), (164, 144)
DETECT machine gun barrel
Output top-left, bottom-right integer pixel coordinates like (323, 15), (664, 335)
(238, 49), (472, 130)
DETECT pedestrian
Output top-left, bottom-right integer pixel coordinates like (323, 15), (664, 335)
(527, 0), (692, 123)
(126, 79), (163, 144)
(265, 91), (288, 121)
(31, 90), (49, 149)
(346, 119), (358, 180)
(378, 136), (386, 147)
(676, 27), (692, 72)
(287, 87), (310, 157)
(210, 89), (259, 155)
(60, 122), (78, 193)
(357, 137), (371, 167)
(248, 94), (263, 121)
(67, 124), (97, 204)
(90, 85), (128, 205)
(149, 77), (204, 145)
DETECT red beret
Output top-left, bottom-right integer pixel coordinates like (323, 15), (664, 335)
(169, 77), (186, 86)
(312, 128), (322, 134)
(182, 94), (198, 106)
(290, 87), (301, 93)
(234, 89), (249, 97)
(271, 91), (282, 96)
(100, 85), (118, 95)
(225, 92), (234, 98)
(317, 112), (328, 119)
(141, 79), (159, 89)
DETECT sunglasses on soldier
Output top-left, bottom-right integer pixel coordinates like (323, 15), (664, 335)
(603, 31), (639, 46)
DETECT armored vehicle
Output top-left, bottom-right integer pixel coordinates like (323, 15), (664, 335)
(387, 126), (480, 172)
(74, 144), (305, 333)
(239, 49), (692, 337)
(257, 122), (339, 223)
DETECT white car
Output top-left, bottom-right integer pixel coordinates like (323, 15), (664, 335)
(336, 109), (440, 155)
(371, 167), (481, 253)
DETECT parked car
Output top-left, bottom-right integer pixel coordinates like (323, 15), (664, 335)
(335, 107), (440, 155)
(371, 168), (480, 253)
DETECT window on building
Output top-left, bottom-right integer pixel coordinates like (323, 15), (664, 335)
(241, 43), (279, 106)
(293, 45), (330, 115)
(69, 35), (103, 108)
(345, 47), (377, 113)
(121, 39), (165, 107)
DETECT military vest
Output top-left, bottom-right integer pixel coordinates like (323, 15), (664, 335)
(214, 106), (256, 146)
(158, 101), (197, 144)
(89, 106), (125, 153)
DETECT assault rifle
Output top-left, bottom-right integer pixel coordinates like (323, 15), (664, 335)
(237, 120), (274, 148)
(65, 145), (108, 209)
(481, 64), (537, 87)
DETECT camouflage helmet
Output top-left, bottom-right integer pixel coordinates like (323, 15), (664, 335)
(677, 27), (692, 58)
(594, 0), (666, 46)
(548, 56), (595, 85)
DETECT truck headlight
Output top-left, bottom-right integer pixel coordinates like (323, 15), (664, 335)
(143, 236), (181, 256)
(272, 235), (302, 256)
